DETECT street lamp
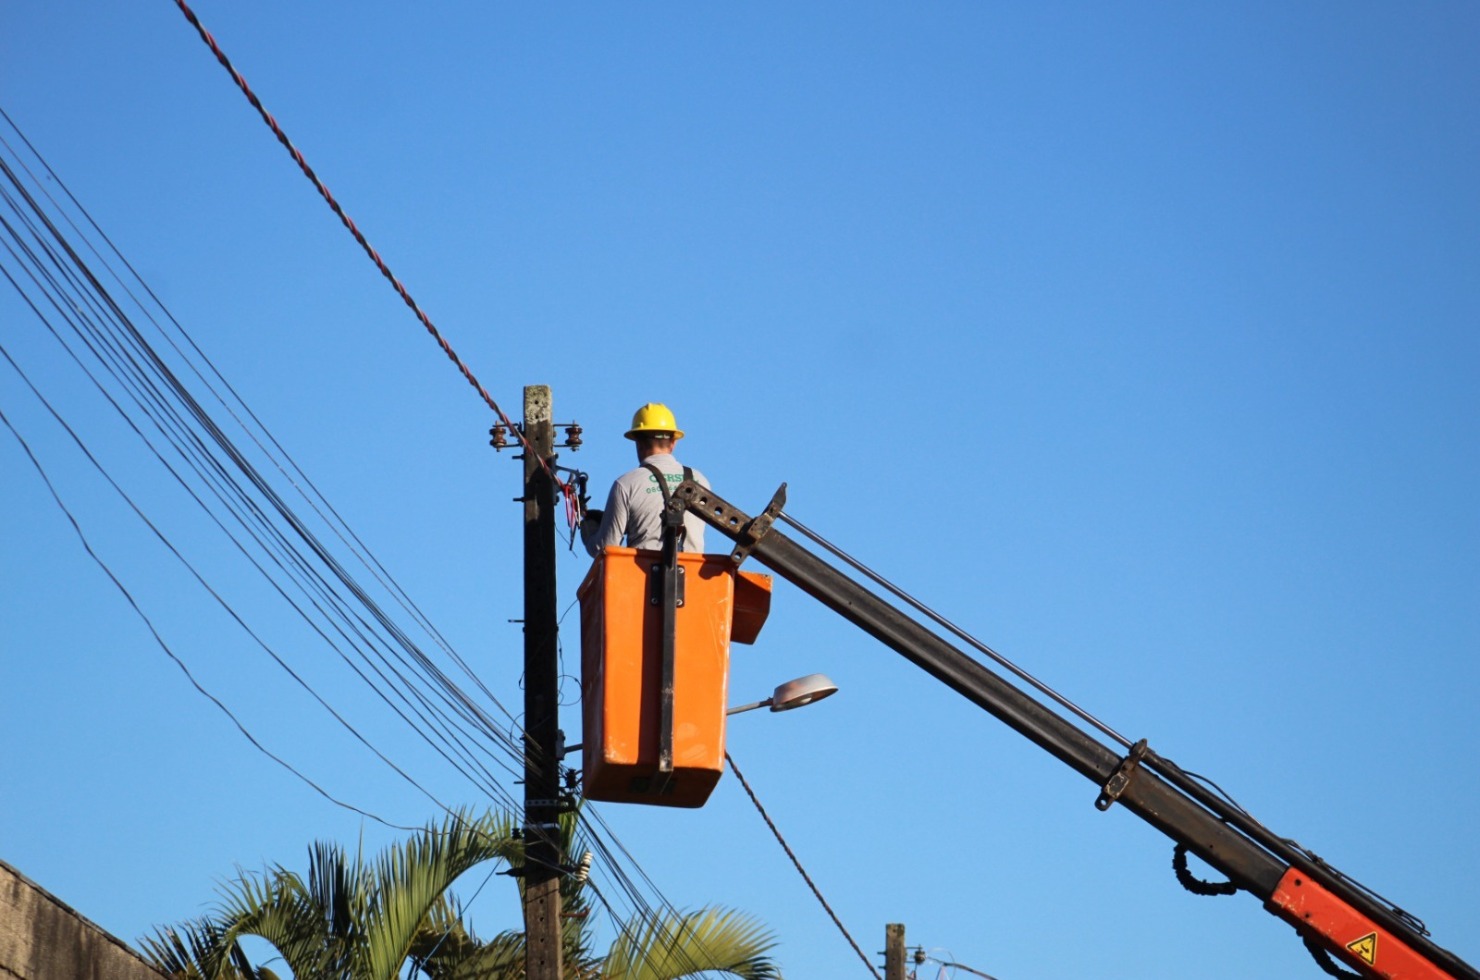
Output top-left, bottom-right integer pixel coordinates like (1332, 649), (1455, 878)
(726, 673), (839, 716)
(561, 674), (837, 758)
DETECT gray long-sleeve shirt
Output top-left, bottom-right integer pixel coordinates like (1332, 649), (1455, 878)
(583, 452), (710, 556)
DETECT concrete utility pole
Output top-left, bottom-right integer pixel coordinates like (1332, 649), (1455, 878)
(521, 384), (563, 980)
(885, 923), (906, 980)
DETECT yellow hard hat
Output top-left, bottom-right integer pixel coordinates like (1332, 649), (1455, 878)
(625, 402), (685, 440)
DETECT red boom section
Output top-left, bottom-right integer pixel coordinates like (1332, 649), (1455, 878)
(1268, 869), (1455, 980)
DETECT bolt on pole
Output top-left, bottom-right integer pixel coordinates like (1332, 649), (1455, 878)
(522, 384), (563, 980)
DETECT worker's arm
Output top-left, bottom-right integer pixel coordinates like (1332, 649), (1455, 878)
(583, 481), (629, 558)
(578, 509), (604, 556)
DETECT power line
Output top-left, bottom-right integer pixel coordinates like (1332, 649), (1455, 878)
(167, 0), (525, 443)
(0, 397), (419, 834)
(3, 107), (738, 975)
(166, 0), (592, 545)
(1, 105), (518, 740)
(726, 751), (882, 980)
(1, 110), (529, 816)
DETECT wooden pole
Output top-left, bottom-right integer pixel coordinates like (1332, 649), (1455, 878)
(522, 384), (563, 980)
(885, 923), (906, 980)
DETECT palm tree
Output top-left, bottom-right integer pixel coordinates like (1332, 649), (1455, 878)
(141, 807), (780, 980)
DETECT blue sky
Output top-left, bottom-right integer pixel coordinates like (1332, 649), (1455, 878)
(2, 3), (1477, 978)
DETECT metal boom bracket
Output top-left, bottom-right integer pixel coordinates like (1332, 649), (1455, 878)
(1095, 738), (1149, 812)
(667, 481), (786, 567)
(730, 483), (787, 565)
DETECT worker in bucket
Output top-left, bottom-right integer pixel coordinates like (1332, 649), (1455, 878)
(581, 402), (711, 556)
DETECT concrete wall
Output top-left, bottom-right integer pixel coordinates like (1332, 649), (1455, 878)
(1, 860), (166, 980)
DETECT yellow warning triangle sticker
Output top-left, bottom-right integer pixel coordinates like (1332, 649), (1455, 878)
(1346, 932), (1378, 966)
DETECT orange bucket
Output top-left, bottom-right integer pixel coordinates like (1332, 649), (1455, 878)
(578, 549), (770, 807)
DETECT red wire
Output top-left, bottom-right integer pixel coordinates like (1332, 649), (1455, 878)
(562, 484), (579, 531)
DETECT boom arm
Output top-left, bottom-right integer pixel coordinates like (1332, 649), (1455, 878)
(670, 480), (1478, 980)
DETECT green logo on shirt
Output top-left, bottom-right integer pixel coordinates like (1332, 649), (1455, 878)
(644, 472), (683, 493)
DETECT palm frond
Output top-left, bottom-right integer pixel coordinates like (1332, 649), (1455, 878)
(360, 808), (518, 980)
(139, 917), (239, 980)
(306, 838), (362, 944)
(214, 868), (340, 979)
(602, 907), (781, 980)
(420, 928), (527, 980)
